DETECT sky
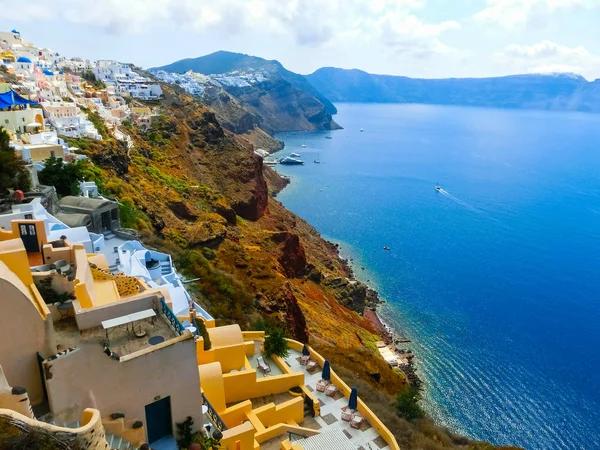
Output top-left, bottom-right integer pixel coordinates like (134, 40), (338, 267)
(2, 0), (600, 80)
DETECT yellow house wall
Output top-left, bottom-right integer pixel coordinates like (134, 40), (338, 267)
(26, 144), (64, 162)
(222, 370), (305, 404)
(0, 263), (51, 405)
(0, 238), (33, 286)
(41, 243), (73, 265)
(72, 244), (96, 308)
(254, 397), (304, 428)
(219, 400), (253, 428)
(198, 362), (226, 412)
(220, 421), (256, 450)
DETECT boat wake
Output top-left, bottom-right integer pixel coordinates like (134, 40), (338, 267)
(437, 189), (481, 213)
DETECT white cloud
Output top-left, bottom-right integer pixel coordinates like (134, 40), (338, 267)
(495, 41), (600, 79)
(0, 0), (459, 57)
(475, 0), (600, 28)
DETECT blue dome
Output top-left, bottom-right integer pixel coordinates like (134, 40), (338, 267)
(58, 70), (63, 74)
(17, 56), (31, 63)
(43, 69), (54, 76)
(11, 29), (20, 35)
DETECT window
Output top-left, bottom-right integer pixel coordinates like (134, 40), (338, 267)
(24, 214), (33, 219)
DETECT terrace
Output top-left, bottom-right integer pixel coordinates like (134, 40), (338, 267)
(251, 340), (395, 450)
(53, 304), (181, 358)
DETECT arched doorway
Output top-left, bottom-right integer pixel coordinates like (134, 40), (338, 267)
(34, 113), (44, 130)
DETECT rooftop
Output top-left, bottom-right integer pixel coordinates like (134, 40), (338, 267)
(54, 314), (179, 357)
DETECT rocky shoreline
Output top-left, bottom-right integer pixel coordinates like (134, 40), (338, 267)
(270, 163), (421, 387)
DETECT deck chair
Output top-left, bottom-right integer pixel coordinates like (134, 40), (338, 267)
(257, 355), (271, 374)
(306, 360), (318, 372)
(316, 379), (330, 392)
(341, 406), (354, 422)
(350, 412), (365, 429)
(325, 384), (338, 397)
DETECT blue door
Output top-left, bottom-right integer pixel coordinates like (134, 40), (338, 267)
(145, 396), (172, 443)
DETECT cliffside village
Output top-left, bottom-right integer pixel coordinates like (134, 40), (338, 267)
(0, 30), (401, 450)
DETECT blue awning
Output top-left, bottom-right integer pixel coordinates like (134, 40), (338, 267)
(0, 90), (38, 108)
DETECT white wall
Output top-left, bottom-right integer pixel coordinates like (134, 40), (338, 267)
(44, 334), (203, 441)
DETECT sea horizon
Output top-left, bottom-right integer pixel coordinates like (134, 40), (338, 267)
(273, 102), (600, 449)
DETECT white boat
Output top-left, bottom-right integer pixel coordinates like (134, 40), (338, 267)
(360, 128), (364, 132)
(290, 152), (301, 157)
(279, 156), (304, 165)
(314, 153), (321, 164)
(264, 158), (278, 165)
(301, 144), (307, 148)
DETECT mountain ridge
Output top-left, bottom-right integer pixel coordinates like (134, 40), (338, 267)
(152, 51), (340, 134)
(306, 67), (600, 112)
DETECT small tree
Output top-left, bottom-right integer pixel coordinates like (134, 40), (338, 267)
(0, 127), (31, 195)
(38, 157), (86, 197)
(175, 416), (195, 449)
(264, 328), (289, 358)
(197, 318), (211, 351)
(395, 385), (425, 421)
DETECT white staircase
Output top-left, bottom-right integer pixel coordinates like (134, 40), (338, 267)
(47, 417), (137, 449)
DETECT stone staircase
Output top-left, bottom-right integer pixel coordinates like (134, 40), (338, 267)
(103, 230), (117, 241)
(41, 416), (137, 449)
(160, 260), (172, 275)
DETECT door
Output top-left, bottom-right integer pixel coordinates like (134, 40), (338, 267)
(145, 396), (172, 444)
(19, 223), (40, 252)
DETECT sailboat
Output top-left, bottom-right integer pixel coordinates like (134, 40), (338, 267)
(314, 153), (321, 164)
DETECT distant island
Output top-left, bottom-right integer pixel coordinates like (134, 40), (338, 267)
(306, 68), (600, 113)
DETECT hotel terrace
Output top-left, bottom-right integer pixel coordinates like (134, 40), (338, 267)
(0, 204), (400, 449)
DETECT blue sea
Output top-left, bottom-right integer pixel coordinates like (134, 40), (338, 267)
(273, 103), (600, 450)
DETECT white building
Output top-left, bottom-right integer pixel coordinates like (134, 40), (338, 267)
(117, 81), (162, 99)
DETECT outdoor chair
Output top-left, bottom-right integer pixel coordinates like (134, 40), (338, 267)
(306, 360), (318, 372)
(257, 355), (271, 374)
(325, 384), (338, 397)
(350, 412), (365, 429)
(341, 406), (354, 422)
(316, 378), (330, 392)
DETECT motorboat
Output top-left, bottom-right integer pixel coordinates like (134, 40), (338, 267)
(360, 128), (364, 132)
(264, 158), (278, 165)
(301, 144), (307, 148)
(435, 183), (441, 191)
(279, 156), (304, 165)
(290, 152), (301, 157)
(325, 136), (333, 139)
(383, 246), (391, 251)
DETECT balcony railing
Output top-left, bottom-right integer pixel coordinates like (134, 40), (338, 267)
(160, 297), (185, 335)
(202, 393), (228, 431)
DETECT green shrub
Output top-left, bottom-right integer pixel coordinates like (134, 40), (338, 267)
(395, 386), (425, 422)
(0, 127), (31, 194)
(201, 247), (216, 260)
(38, 157), (90, 197)
(264, 328), (289, 358)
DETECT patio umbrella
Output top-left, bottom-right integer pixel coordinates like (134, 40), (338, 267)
(322, 360), (331, 380)
(302, 344), (310, 357)
(348, 386), (358, 410)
